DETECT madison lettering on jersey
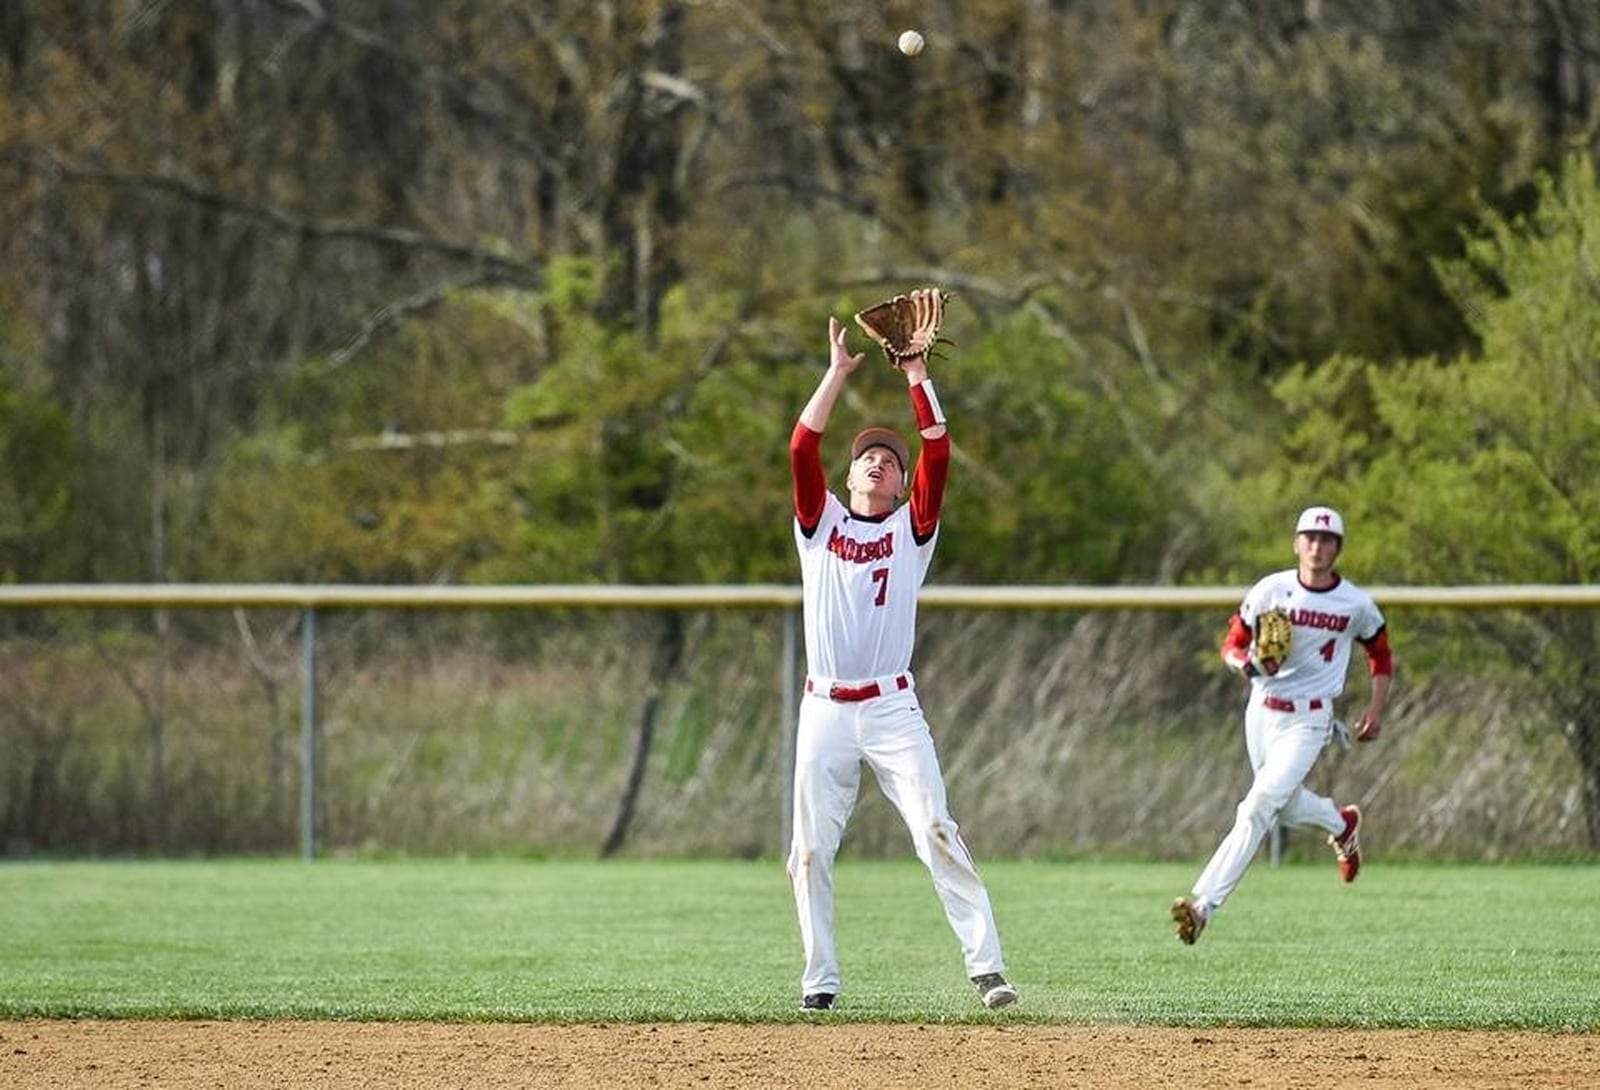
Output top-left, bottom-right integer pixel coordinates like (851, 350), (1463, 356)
(827, 526), (895, 564)
(1288, 607), (1351, 633)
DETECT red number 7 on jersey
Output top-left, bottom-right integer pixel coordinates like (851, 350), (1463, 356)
(870, 567), (889, 606)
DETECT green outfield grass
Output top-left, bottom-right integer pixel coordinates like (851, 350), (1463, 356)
(0, 857), (1595, 1028)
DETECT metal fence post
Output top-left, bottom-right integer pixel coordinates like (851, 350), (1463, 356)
(780, 606), (798, 857)
(301, 606), (319, 860)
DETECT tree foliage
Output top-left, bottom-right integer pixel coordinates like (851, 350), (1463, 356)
(1253, 154), (1600, 585)
(0, 371), (76, 581)
(0, 0), (1596, 590)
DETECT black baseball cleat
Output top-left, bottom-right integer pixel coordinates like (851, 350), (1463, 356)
(800, 992), (836, 1011)
(971, 972), (1019, 1009)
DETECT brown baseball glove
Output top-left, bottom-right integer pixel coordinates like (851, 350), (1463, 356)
(853, 287), (947, 367)
(1253, 607), (1294, 675)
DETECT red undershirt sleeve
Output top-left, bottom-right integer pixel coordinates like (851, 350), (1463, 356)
(908, 433), (950, 542)
(790, 423), (827, 535)
(1361, 627), (1394, 676)
(1220, 613), (1253, 671)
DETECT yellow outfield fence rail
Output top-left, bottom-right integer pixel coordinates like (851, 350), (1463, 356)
(4, 583), (1599, 860)
(4, 582), (1600, 609)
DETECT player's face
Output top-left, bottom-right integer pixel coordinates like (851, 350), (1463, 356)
(1296, 531), (1342, 574)
(847, 446), (904, 501)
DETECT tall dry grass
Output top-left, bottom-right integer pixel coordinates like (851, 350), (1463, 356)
(0, 606), (1587, 859)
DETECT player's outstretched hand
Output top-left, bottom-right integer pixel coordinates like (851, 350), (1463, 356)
(829, 316), (866, 375)
(1353, 709), (1382, 742)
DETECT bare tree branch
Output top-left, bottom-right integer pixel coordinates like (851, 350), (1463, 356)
(261, 0), (558, 171)
(0, 150), (544, 285)
(330, 273), (499, 368)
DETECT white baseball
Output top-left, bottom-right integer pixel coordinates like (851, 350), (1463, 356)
(898, 30), (925, 57)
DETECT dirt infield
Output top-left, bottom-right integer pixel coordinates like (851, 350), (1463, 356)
(4, 1020), (1598, 1089)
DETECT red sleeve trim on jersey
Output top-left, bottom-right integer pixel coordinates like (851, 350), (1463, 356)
(908, 432), (950, 541)
(1360, 626), (1394, 676)
(1220, 612), (1254, 672)
(790, 423), (827, 534)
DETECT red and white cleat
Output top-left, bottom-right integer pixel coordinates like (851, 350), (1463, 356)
(1330, 805), (1362, 882)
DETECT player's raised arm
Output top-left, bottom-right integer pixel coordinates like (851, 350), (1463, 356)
(797, 316), (864, 434)
(792, 317), (865, 528)
(899, 344), (950, 540)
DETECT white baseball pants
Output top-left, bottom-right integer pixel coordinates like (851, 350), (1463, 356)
(1189, 692), (1345, 915)
(787, 685), (1005, 996)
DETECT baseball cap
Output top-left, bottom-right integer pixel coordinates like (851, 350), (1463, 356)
(851, 427), (910, 473)
(1295, 505), (1345, 538)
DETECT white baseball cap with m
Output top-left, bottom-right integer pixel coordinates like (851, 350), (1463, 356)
(1296, 505), (1345, 538)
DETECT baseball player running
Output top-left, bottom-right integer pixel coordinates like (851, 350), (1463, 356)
(786, 301), (1016, 1012)
(1172, 506), (1394, 945)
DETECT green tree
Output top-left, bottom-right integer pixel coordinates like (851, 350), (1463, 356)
(3, 0), (1597, 595)
(0, 374), (76, 582)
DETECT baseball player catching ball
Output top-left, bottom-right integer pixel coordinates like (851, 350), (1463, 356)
(785, 300), (1017, 1012)
(1172, 506), (1394, 945)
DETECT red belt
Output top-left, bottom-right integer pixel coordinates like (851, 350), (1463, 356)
(1264, 695), (1324, 713)
(807, 674), (910, 702)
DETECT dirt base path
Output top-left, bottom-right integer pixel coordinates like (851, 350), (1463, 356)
(3, 1019), (1598, 1089)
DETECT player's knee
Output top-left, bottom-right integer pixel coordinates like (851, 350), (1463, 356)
(1235, 791), (1281, 834)
(926, 818), (970, 859)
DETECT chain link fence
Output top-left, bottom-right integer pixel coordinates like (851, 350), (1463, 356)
(1, 588), (1593, 860)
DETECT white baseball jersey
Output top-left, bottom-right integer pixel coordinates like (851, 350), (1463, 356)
(1241, 570), (1386, 702)
(793, 493), (936, 681)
